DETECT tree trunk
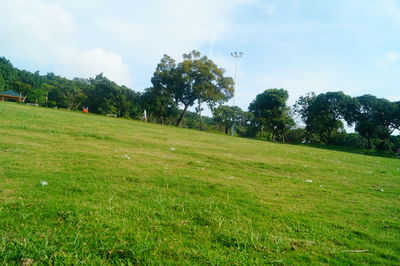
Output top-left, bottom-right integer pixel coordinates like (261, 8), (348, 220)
(281, 131), (286, 143)
(327, 129), (332, 144)
(197, 102), (203, 130)
(367, 136), (372, 149)
(176, 104), (189, 127)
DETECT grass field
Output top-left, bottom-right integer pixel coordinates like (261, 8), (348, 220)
(0, 101), (399, 265)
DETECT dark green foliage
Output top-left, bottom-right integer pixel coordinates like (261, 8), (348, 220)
(0, 58), (141, 118)
(0, 74), (5, 91)
(84, 74), (141, 118)
(0, 57), (18, 89)
(295, 91), (359, 144)
(287, 128), (307, 143)
(140, 86), (178, 124)
(249, 89), (295, 142)
(212, 105), (251, 135)
(354, 95), (398, 150)
(295, 92), (399, 151)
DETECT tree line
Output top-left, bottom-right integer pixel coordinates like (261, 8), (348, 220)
(1, 52), (399, 152)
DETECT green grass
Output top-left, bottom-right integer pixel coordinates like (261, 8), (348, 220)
(0, 101), (399, 265)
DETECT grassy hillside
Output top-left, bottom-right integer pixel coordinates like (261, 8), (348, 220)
(0, 101), (399, 265)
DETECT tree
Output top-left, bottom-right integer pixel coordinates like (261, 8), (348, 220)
(0, 74), (5, 91)
(151, 51), (234, 127)
(12, 80), (31, 101)
(86, 74), (120, 114)
(0, 57), (18, 88)
(391, 101), (400, 132)
(140, 87), (178, 124)
(249, 89), (295, 142)
(213, 105), (249, 135)
(354, 95), (398, 149)
(295, 91), (358, 144)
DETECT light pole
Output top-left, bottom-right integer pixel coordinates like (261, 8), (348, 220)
(230, 51), (243, 136)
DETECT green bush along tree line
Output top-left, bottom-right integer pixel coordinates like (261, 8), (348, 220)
(1, 52), (399, 152)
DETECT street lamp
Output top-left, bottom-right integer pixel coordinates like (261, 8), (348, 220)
(230, 51), (243, 136)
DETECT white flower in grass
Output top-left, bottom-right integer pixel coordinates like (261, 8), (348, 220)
(170, 147), (176, 151)
(40, 180), (48, 186)
(305, 179), (313, 183)
(380, 188), (384, 192)
(123, 154), (131, 160)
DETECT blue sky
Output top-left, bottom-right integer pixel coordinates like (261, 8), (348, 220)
(1, 0), (399, 112)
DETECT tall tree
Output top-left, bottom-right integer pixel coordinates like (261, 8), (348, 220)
(213, 105), (249, 135)
(295, 91), (358, 144)
(140, 87), (178, 124)
(249, 89), (294, 142)
(151, 51), (234, 126)
(354, 95), (398, 149)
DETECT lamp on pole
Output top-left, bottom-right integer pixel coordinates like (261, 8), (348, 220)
(230, 51), (243, 136)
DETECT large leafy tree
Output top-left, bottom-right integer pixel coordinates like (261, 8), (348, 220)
(394, 101), (400, 131)
(212, 105), (250, 135)
(249, 89), (295, 142)
(140, 86), (178, 124)
(0, 57), (18, 89)
(354, 95), (398, 149)
(151, 51), (234, 126)
(295, 91), (358, 144)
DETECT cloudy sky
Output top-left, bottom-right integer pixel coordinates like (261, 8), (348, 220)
(1, 0), (399, 112)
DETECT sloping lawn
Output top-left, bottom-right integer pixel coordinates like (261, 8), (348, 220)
(0, 101), (399, 264)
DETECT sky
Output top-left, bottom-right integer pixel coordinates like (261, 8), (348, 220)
(1, 0), (399, 115)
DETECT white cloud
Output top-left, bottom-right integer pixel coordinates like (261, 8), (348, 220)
(92, 0), (254, 61)
(0, 0), (133, 86)
(60, 48), (132, 86)
(385, 52), (400, 63)
(378, 52), (400, 69)
(0, 0), (255, 87)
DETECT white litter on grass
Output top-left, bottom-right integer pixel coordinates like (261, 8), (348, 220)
(305, 179), (313, 183)
(170, 148), (176, 151)
(380, 188), (384, 192)
(320, 185), (323, 188)
(123, 154), (131, 160)
(40, 180), (48, 186)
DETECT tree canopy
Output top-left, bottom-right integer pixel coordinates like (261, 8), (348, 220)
(295, 91), (358, 144)
(249, 89), (294, 142)
(151, 51), (234, 126)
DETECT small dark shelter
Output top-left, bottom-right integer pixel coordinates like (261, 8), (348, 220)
(0, 90), (23, 102)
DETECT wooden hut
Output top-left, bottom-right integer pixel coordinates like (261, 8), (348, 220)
(0, 90), (23, 102)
